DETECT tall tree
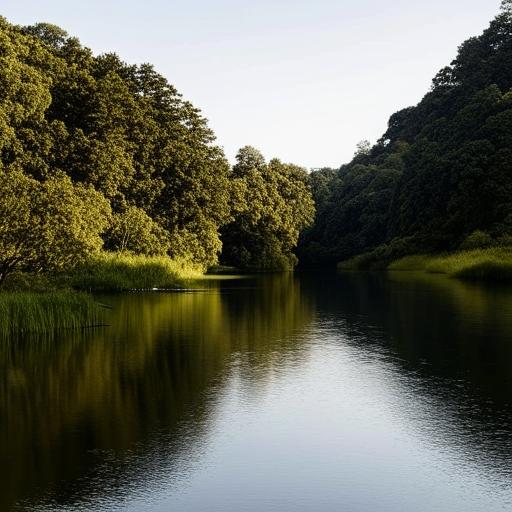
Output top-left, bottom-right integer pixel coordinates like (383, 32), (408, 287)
(222, 147), (315, 270)
(0, 17), (232, 268)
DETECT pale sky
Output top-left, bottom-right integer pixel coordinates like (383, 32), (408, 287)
(1, 0), (501, 168)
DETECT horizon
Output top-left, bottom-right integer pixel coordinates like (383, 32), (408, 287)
(1, 0), (501, 168)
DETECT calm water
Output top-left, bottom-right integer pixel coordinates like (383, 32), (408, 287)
(2, 272), (512, 511)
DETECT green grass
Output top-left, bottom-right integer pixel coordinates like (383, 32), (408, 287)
(69, 252), (203, 291)
(338, 252), (389, 271)
(207, 265), (240, 275)
(0, 290), (105, 336)
(0, 253), (204, 336)
(388, 254), (438, 271)
(388, 247), (512, 281)
(337, 237), (419, 271)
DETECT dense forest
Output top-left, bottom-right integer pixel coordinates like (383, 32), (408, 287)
(299, 1), (512, 267)
(0, 17), (313, 285)
(2, 2), (512, 285)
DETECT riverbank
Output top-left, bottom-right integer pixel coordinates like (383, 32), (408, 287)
(339, 247), (512, 281)
(0, 290), (105, 336)
(68, 252), (203, 291)
(0, 253), (204, 335)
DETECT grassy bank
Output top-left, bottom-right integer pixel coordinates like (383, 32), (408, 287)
(340, 247), (512, 282)
(69, 252), (203, 291)
(0, 253), (204, 336)
(388, 248), (512, 280)
(0, 290), (105, 337)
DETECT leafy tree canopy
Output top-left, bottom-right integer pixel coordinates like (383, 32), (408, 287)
(299, 4), (512, 266)
(0, 17), (313, 278)
(222, 147), (315, 270)
(0, 171), (111, 283)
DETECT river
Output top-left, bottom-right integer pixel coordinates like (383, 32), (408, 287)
(2, 272), (512, 511)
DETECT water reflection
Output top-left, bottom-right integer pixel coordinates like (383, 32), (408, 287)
(303, 272), (512, 481)
(1, 275), (312, 511)
(1, 272), (512, 511)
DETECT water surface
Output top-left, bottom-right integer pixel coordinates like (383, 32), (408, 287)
(2, 272), (512, 511)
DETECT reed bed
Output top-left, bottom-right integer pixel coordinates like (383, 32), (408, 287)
(70, 252), (203, 291)
(0, 290), (105, 336)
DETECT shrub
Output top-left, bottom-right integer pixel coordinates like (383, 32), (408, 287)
(0, 171), (111, 285)
(460, 230), (493, 250)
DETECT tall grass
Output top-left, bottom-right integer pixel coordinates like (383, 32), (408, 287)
(70, 252), (203, 291)
(0, 290), (105, 337)
(388, 254), (437, 271)
(338, 253), (388, 271)
(337, 236), (421, 271)
(389, 247), (512, 281)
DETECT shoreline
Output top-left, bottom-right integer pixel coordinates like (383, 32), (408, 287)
(338, 247), (512, 282)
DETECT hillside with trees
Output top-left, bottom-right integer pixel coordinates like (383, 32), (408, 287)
(0, 17), (313, 287)
(2, 2), (512, 284)
(299, 1), (512, 268)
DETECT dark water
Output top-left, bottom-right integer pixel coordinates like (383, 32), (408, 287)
(2, 272), (512, 511)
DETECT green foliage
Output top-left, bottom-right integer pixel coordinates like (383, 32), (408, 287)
(0, 171), (111, 283)
(460, 230), (493, 250)
(0, 290), (104, 336)
(106, 206), (170, 255)
(70, 252), (202, 291)
(301, 5), (512, 268)
(308, 167), (340, 215)
(221, 147), (315, 270)
(232, 145), (266, 176)
(389, 248), (512, 281)
(0, 17), (231, 271)
(299, 146), (404, 266)
(23, 23), (69, 49)
(354, 140), (372, 157)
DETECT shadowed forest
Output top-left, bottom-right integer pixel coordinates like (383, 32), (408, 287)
(299, 2), (512, 270)
(2, 2), (512, 293)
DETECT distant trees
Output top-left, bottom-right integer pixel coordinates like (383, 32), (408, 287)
(221, 146), (315, 270)
(298, 147), (404, 266)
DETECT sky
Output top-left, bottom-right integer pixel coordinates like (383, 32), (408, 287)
(1, 0), (501, 169)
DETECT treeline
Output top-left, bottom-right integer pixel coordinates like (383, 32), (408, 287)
(0, 18), (314, 284)
(299, 1), (512, 267)
(5, 3), (511, 280)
